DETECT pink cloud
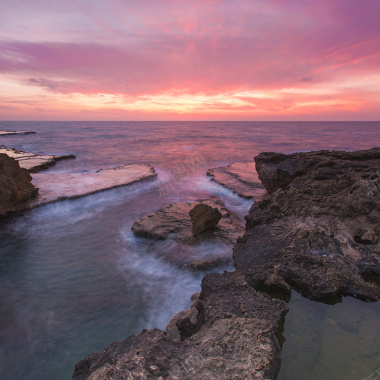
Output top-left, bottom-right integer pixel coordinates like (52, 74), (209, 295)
(0, 0), (379, 119)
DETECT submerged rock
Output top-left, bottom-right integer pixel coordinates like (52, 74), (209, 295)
(30, 164), (157, 207)
(234, 147), (380, 302)
(207, 161), (266, 199)
(131, 198), (244, 270)
(0, 153), (38, 217)
(0, 147), (76, 172)
(72, 271), (288, 380)
(189, 203), (222, 235)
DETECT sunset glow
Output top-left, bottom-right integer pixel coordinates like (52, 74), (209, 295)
(1, 0), (379, 120)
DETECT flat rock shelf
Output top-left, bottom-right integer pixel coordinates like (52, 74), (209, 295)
(30, 164), (157, 207)
(0, 147), (76, 172)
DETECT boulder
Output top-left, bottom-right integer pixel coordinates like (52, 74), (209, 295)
(189, 203), (222, 235)
(234, 147), (380, 302)
(0, 153), (38, 217)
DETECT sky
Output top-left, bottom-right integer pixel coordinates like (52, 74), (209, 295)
(0, 0), (379, 121)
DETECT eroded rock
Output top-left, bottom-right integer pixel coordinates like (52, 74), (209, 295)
(131, 198), (244, 270)
(189, 203), (222, 235)
(0, 147), (76, 172)
(207, 161), (266, 199)
(72, 271), (288, 380)
(234, 148), (380, 302)
(0, 153), (38, 217)
(31, 164), (157, 207)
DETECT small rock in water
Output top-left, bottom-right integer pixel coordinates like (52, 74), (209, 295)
(189, 204), (222, 235)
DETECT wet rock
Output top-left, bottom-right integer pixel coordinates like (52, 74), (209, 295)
(189, 203), (222, 235)
(166, 293), (200, 342)
(234, 147), (380, 302)
(0, 153), (38, 217)
(0, 147), (76, 172)
(72, 271), (288, 380)
(30, 164), (156, 207)
(207, 161), (266, 199)
(0, 130), (35, 136)
(131, 198), (244, 270)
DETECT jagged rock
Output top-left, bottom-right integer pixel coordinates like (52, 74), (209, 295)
(131, 198), (244, 270)
(207, 161), (266, 199)
(0, 153), (38, 217)
(0, 147), (76, 172)
(71, 271), (288, 380)
(189, 203), (222, 235)
(166, 293), (200, 342)
(30, 164), (157, 207)
(234, 147), (380, 302)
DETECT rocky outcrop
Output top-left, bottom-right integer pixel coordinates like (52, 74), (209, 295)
(234, 148), (380, 302)
(72, 147), (380, 379)
(31, 164), (157, 207)
(0, 130), (35, 136)
(131, 198), (244, 270)
(0, 153), (38, 217)
(189, 204), (222, 235)
(207, 161), (266, 199)
(72, 271), (288, 380)
(0, 147), (76, 172)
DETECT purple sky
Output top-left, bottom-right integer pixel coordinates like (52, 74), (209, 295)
(1, 0), (379, 120)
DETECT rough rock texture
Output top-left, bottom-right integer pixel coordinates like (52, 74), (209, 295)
(234, 148), (380, 302)
(207, 161), (266, 199)
(0, 153), (38, 217)
(189, 203), (222, 235)
(72, 271), (288, 380)
(0, 147), (76, 172)
(131, 198), (244, 270)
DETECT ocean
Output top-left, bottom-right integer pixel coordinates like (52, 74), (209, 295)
(0, 121), (379, 380)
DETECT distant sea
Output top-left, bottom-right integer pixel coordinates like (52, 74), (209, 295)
(0, 121), (379, 380)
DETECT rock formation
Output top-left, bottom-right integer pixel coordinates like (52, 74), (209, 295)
(207, 161), (266, 199)
(72, 272), (288, 380)
(131, 198), (244, 270)
(234, 148), (380, 302)
(0, 147), (76, 172)
(30, 164), (157, 207)
(72, 147), (380, 379)
(0, 130), (35, 136)
(0, 153), (38, 217)
(189, 203), (222, 235)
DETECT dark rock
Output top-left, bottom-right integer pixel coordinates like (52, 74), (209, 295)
(189, 203), (222, 235)
(72, 271), (288, 380)
(0, 153), (38, 217)
(0, 130), (35, 136)
(207, 161), (266, 199)
(234, 147), (380, 302)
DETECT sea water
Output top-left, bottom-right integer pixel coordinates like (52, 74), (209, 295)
(0, 121), (379, 379)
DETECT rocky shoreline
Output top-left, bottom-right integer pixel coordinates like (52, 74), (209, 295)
(1, 143), (379, 378)
(0, 149), (157, 216)
(71, 147), (380, 379)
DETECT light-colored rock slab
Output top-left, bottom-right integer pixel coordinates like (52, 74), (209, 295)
(30, 164), (156, 206)
(0, 130), (35, 136)
(0, 147), (75, 172)
(132, 198), (244, 271)
(207, 161), (266, 200)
